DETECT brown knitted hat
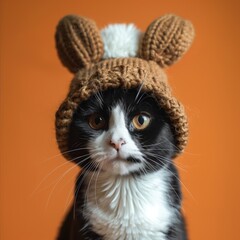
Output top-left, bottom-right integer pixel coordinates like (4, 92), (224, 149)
(55, 14), (195, 159)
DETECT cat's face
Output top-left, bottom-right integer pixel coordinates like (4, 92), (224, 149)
(68, 88), (176, 175)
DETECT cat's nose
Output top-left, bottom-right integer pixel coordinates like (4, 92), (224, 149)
(109, 138), (126, 151)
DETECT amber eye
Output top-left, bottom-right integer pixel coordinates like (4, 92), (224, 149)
(88, 113), (106, 130)
(132, 113), (151, 130)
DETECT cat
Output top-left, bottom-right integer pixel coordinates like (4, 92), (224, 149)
(56, 87), (187, 240)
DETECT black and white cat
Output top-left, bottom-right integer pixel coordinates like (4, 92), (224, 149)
(57, 88), (187, 240)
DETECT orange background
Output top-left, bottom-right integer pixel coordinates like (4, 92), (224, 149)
(1, 0), (240, 239)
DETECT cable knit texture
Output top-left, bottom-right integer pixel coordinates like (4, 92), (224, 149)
(139, 14), (195, 67)
(55, 14), (194, 159)
(55, 15), (104, 73)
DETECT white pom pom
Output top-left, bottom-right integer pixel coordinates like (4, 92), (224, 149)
(101, 24), (142, 59)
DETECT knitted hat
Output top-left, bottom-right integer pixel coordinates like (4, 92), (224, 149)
(55, 14), (195, 159)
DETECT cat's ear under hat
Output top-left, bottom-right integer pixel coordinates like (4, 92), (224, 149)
(139, 14), (195, 68)
(55, 15), (104, 73)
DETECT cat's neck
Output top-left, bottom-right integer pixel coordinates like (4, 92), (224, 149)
(83, 167), (174, 240)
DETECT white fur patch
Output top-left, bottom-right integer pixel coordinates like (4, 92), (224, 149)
(101, 24), (142, 59)
(88, 105), (144, 175)
(85, 168), (174, 240)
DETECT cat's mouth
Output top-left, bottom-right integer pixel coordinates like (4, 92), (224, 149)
(101, 155), (143, 175)
(112, 156), (142, 164)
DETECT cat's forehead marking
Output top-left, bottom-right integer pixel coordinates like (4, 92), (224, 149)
(110, 105), (125, 126)
(108, 104), (128, 141)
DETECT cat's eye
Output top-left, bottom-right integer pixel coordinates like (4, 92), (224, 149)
(88, 113), (106, 130)
(132, 113), (151, 130)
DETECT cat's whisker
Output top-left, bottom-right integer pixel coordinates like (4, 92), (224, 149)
(149, 157), (186, 172)
(64, 170), (81, 211)
(144, 153), (169, 164)
(167, 181), (185, 213)
(159, 137), (200, 156)
(143, 152), (187, 171)
(144, 157), (162, 170)
(134, 82), (145, 102)
(139, 163), (149, 177)
(40, 146), (94, 164)
(141, 137), (179, 148)
(136, 92), (149, 105)
(164, 166), (196, 202)
(83, 163), (100, 212)
(146, 157), (194, 202)
(94, 90), (104, 108)
(70, 138), (89, 147)
(73, 162), (96, 219)
(44, 162), (80, 211)
(43, 156), (92, 210)
(73, 180), (86, 219)
(94, 163), (104, 211)
(125, 84), (144, 114)
(31, 154), (92, 196)
(90, 150), (109, 162)
(65, 158), (99, 209)
(141, 141), (173, 149)
(160, 136), (181, 152)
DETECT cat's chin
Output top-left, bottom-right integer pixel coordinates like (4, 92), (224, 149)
(100, 158), (143, 176)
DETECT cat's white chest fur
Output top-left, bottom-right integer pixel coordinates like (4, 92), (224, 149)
(84, 168), (174, 240)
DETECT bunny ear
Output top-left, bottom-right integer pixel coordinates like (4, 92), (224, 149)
(139, 14), (195, 68)
(55, 15), (104, 73)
